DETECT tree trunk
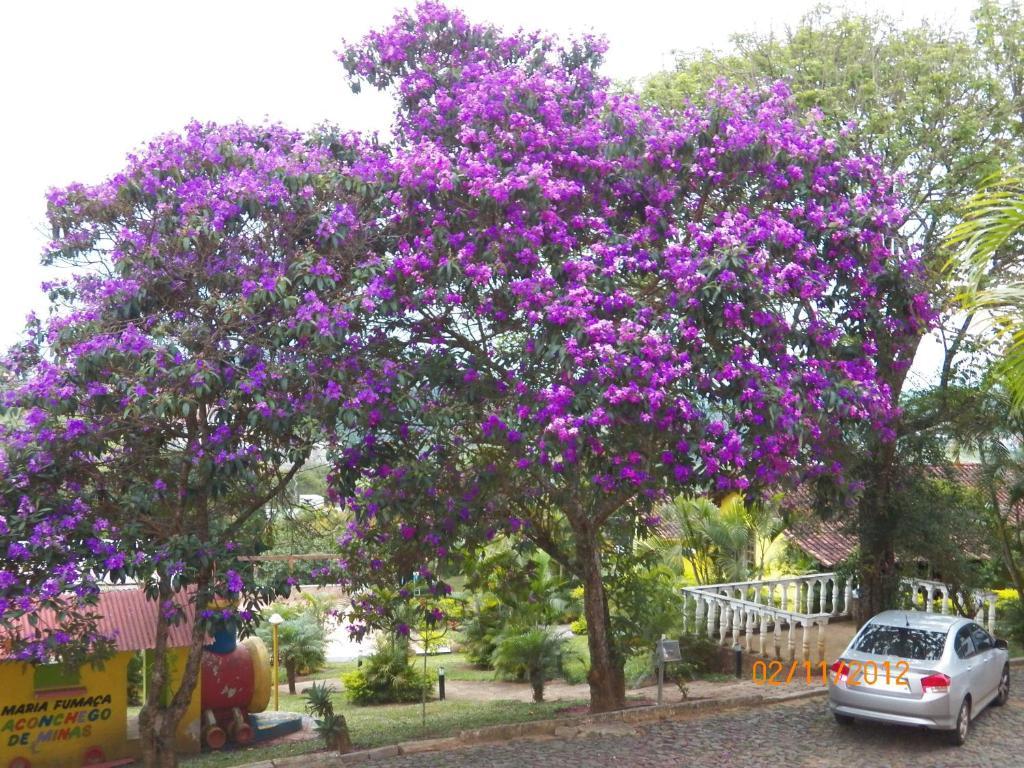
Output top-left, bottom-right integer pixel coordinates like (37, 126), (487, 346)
(287, 660), (298, 695)
(575, 528), (626, 713)
(530, 671), (544, 703)
(853, 439), (901, 626)
(138, 583), (209, 768)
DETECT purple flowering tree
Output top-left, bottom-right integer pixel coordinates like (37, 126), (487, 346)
(327, 3), (928, 713)
(0, 122), (379, 766)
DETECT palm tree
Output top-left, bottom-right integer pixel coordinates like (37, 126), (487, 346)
(948, 169), (1024, 406)
(656, 494), (783, 584)
(490, 627), (567, 702)
(258, 615), (328, 694)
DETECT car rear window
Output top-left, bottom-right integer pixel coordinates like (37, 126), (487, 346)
(853, 624), (947, 661)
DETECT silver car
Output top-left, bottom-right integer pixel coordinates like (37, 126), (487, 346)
(828, 610), (1010, 745)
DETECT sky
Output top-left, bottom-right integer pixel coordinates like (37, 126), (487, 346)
(0, 0), (979, 379)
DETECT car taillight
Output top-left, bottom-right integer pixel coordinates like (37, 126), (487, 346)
(830, 660), (849, 679)
(921, 673), (951, 693)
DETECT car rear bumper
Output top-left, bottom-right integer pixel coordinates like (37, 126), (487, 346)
(828, 687), (955, 730)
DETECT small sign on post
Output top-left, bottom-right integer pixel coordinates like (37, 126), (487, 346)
(655, 637), (681, 705)
(657, 639), (681, 662)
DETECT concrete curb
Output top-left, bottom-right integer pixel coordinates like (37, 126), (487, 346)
(258, 690), (821, 767)
(1009, 656), (1024, 668)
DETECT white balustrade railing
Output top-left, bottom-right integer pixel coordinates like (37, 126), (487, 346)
(681, 572), (844, 664)
(681, 573), (1000, 664)
(901, 578), (997, 634)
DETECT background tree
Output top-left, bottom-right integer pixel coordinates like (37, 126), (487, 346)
(657, 494), (783, 584)
(948, 169), (1024, 403)
(0, 122), (379, 767)
(257, 614), (327, 694)
(328, 3), (924, 712)
(644, 2), (1024, 619)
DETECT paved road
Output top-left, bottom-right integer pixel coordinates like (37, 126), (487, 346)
(368, 671), (1024, 768)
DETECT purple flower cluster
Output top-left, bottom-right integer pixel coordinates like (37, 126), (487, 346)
(0, 2), (931, 659)
(327, 1), (930, 599)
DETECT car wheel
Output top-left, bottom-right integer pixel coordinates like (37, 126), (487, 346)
(996, 665), (1010, 706)
(948, 698), (970, 746)
(833, 713), (854, 726)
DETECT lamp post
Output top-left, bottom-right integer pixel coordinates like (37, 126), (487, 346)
(268, 613), (284, 711)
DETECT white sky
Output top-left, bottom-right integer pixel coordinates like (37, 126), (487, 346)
(0, 0), (976, 378)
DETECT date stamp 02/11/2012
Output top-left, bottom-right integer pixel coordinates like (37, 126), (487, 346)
(752, 659), (912, 687)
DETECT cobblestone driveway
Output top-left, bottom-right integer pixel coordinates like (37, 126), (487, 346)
(369, 671), (1024, 768)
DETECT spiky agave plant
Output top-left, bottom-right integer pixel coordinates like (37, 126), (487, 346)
(303, 681), (352, 753)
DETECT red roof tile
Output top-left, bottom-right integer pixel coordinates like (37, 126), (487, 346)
(4, 587), (196, 657)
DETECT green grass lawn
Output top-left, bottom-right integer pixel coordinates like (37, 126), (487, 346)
(281, 652), (499, 687)
(180, 696), (585, 768)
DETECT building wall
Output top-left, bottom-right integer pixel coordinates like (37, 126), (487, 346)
(0, 648), (202, 768)
(0, 653), (130, 768)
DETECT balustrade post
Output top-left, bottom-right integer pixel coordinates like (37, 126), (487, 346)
(759, 612), (768, 657)
(781, 583), (788, 611)
(719, 602), (729, 646)
(830, 579), (839, 616)
(746, 608), (756, 653)
(773, 616), (782, 659)
(843, 580), (852, 617)
(694, 597), (705, 638)
(707, 600), (717, 640)
(801, 621), (811, 663)
(732, 607), (741, 650)
(805, 581), (814, 614)
(817, 621), (826, 665)
(787, 619), (796, 663)
(987, 598), (997, 635)
(941, 588), (949, 615)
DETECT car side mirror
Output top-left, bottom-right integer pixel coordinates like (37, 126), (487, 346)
(995, 638), (1009, 650)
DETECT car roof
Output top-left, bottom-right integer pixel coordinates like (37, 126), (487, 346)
(867, 610), (968, 632)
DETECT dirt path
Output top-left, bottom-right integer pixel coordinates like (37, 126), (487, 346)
(282, 670), (825, 704)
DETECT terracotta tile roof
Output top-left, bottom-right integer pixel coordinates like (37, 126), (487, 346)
(783, 519), (855, 568)
(3, 586), (196, 657)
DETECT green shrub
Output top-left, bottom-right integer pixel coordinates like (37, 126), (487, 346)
(997, 594), (1024, 647)
(569, 617), (588, 635)
(461, 602), (505, 667)
(561, 652), (589, 685)
(675, 634), (722, 675)
(341, 638), (434, 705)
(624, 653), (653, 688)
(127, 653), (144, 706)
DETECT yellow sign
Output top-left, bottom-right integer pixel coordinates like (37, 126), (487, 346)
(3, 694), (115, 751)
(0, 654), (128, 768)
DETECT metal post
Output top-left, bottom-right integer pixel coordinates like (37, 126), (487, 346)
(272, 623), (279, 712)
(269, 612), (284, 712)
(438, 666), (446, 701)
(657, 655), (664, 705)
(733, 642), (742, 678)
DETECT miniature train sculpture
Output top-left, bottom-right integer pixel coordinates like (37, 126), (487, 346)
(199, 628), (273, 750)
